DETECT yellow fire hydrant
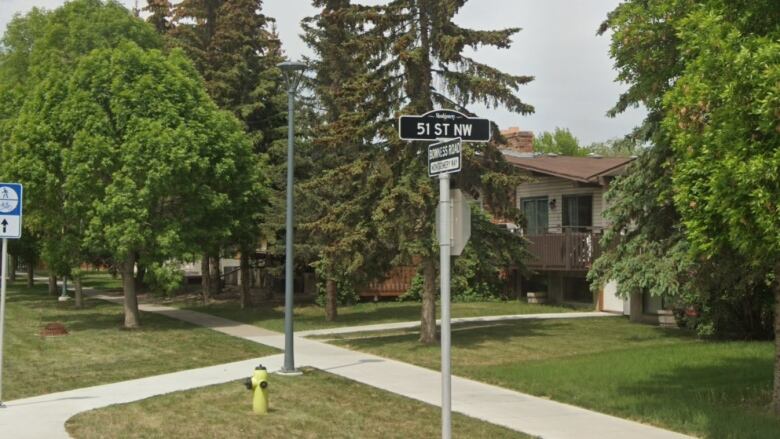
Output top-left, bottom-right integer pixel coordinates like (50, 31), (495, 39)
(244, 364), (269, 414)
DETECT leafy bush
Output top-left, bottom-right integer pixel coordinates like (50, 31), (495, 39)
(672, 267), (774, 339)
(397, 206), (527, 303)
(144, 261), (185, 296)
(397, 274), (424, 302)
(315, 278), (359, 307)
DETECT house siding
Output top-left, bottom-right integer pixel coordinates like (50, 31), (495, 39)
(516, 174), (607, 232)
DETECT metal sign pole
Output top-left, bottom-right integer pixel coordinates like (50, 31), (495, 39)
(439, 173), (452, 439)
(0, 238), (7, 407)
(277, 61), (306, 376)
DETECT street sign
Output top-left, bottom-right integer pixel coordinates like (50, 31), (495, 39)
(428, 138), (462, 177)
(397, 108), (491, 439)
(0, 183), (22, 405)
(0, 183), (22, 239)
(399, 109), (491, 142)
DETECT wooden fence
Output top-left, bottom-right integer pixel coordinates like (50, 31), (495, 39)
(360, 265), (417, 298)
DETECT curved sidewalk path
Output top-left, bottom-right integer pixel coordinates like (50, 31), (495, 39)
(0, 355), (284, 439)
(296, 311), (617, 337)
(1, 294), (692, 439)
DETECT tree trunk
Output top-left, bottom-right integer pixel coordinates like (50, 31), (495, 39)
(74, 272), (84, 309)
(135, 257), (146, 292)
(122, 253), (141, 329)
(201, 255), (211, 304)
(262, 269), (274, 300)
(325, 278), (338, 321)
(239, 250), (251, 309)
(26, 257), (34, 288)
(9, 254), (16, 282)
(773, 263), (780, 415)
(48, 273), (58, 296)
(210, 255), (221, 296)
(419, 258), (437, 344)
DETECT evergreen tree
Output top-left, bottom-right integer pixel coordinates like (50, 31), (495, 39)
(301, 0), (392, 320)
(168, 0), (286, 304)
(347, 0), (533, 343)
(143, 0), (173, 34)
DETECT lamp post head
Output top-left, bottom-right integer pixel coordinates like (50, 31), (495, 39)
(277, 61), (307, 93)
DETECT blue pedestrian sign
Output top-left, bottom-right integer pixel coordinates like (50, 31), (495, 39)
(0, 183), (22, 239)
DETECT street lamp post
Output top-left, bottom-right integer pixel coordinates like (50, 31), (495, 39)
(278, 61), (306, 375)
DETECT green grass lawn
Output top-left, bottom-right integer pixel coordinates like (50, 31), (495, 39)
(329, 317), (780, 439)
(66, 368), (529, 439)
(1, 281), (276, 401)
(79, 271), (122, 290)
(168, 297), (579, 333)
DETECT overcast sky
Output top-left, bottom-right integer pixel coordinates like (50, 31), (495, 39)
(0, 0), (645, 144)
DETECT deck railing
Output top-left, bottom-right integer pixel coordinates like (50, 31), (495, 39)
(523, 226), (603, 271)
(361, 265), (418, 298)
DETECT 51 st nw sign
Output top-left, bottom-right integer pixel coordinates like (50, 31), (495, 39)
(398, 109), (491, 142)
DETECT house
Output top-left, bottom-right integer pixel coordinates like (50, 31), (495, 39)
(504, 152), (630, 303)
(500, 135), (673, 325)
(359, 126), (671, 325)
(185, 242), (317, 298)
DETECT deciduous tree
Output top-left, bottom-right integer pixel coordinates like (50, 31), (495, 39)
(9, 40), (261, 328)
(533, 128), (586, 156)
(591, 0), (780, 411)
(661, 6), (780, 411)
(0, 0), (162, 297)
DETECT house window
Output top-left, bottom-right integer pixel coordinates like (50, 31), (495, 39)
(562, 194), (593, 232)
(521, 196), (549, 235)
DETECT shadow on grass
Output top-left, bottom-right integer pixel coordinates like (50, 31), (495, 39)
(298, 303), (424, 324)
(6, 283), (226, 333)
(620, 355), (780, 439)
(185, 301), (428, 329)
(460, 318), (686, 347)
(340, 319), (564, 349)
(322, 358), (385, 372)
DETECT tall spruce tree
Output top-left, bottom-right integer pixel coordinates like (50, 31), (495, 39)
(143, 0), (172, 34)
(167, 0), (286, 304)
(301, 0), (393, 320)
(348, 0), (533, 343)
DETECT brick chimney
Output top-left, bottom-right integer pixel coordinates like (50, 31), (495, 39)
(499, 127), (534, 157)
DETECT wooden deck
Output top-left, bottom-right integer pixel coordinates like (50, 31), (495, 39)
(359, 228), (604, 299)
(524, 228), (602, 271)
(360, 265), (417, 298)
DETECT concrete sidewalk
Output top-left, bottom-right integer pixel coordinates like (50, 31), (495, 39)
(88, 297), (690, 439)
(1, 286), (691, 439)
(0, 355), (283, 439)
(297, 311), (618, 337)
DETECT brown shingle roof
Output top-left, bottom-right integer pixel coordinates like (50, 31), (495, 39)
(504, 155), (634, 183)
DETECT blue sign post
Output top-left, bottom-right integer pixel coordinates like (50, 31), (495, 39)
(0, 182), (22, 407)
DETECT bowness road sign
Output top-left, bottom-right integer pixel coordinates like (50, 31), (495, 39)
(428, 138), (462, 177)
(0, 183), (22, 239)
(399, 109), (491, 142)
